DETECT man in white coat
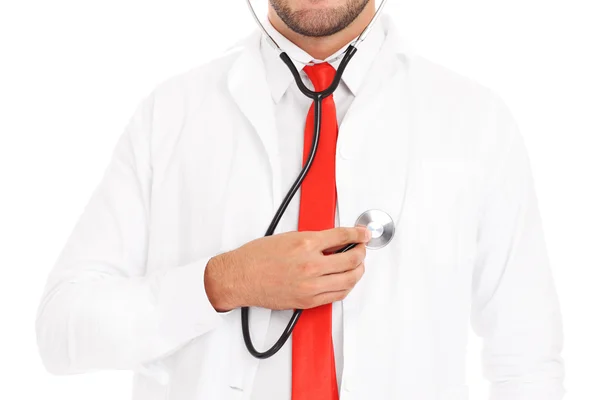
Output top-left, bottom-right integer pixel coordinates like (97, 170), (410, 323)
(35, 1), (565, 399)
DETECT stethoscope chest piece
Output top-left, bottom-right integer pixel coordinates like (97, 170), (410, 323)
(355, 209), (395, 249)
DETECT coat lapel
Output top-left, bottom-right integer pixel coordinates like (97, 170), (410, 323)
(337, 15), (416, 394)
(227, 30), (283, 215)
(337, 14), (414, 259)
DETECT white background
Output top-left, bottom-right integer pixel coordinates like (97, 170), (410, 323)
(1, 0), (598, 399)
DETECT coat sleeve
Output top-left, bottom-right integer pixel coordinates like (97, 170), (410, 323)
(470, 95), (566, 400)
(35, 92), (228, 382)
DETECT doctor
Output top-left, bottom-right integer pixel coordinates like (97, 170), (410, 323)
(35, 1), (565, 399)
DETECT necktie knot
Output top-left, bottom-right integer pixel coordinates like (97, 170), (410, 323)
(303, 62), (336, 92)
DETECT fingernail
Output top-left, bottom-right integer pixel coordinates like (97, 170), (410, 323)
(365, 228), (372, 241)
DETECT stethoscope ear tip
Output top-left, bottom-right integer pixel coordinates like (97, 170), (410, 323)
(354, 209), (395, 249)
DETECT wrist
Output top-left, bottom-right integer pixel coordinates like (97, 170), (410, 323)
(204, 252), (240, 312)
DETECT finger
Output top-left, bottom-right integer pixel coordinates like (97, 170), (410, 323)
(316, 226), (371, 251)
(306, 289), (351, 309)
(319, 243), (366, 275)
(314, 262), (365, 294)
(322, 241), (362, 254)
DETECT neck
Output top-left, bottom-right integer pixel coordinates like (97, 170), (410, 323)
(267, 1), (376, 60)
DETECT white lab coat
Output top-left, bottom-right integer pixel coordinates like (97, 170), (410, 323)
(35, 14), (565, 400)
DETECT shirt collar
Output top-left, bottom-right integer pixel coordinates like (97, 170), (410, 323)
(260, 15), (386, 103)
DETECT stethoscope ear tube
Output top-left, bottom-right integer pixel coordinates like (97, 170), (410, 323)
(278, 45), (358, 100)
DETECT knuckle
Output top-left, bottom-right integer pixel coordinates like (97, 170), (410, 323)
(339, 228), (351, 244)
(350, 250), (362, 266)
(356, 263), (365, 279)
(298, 236), (314, 251)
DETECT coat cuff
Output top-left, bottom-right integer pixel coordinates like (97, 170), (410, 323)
(155, 255), (226, 346)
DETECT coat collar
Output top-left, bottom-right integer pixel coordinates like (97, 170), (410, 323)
(226, 28), (282, 215)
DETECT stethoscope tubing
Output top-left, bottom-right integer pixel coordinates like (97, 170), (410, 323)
(241, 48), (359, 359)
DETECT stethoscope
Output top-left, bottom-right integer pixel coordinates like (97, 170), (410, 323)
(243, 0), (392, 359)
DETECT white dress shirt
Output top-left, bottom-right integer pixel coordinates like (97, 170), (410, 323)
(251, 18), (385, 400)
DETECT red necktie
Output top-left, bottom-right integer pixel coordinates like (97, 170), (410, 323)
(292, 62), (339, 400)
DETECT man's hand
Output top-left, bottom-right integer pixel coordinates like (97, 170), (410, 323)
(204, 226), (371, 312)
